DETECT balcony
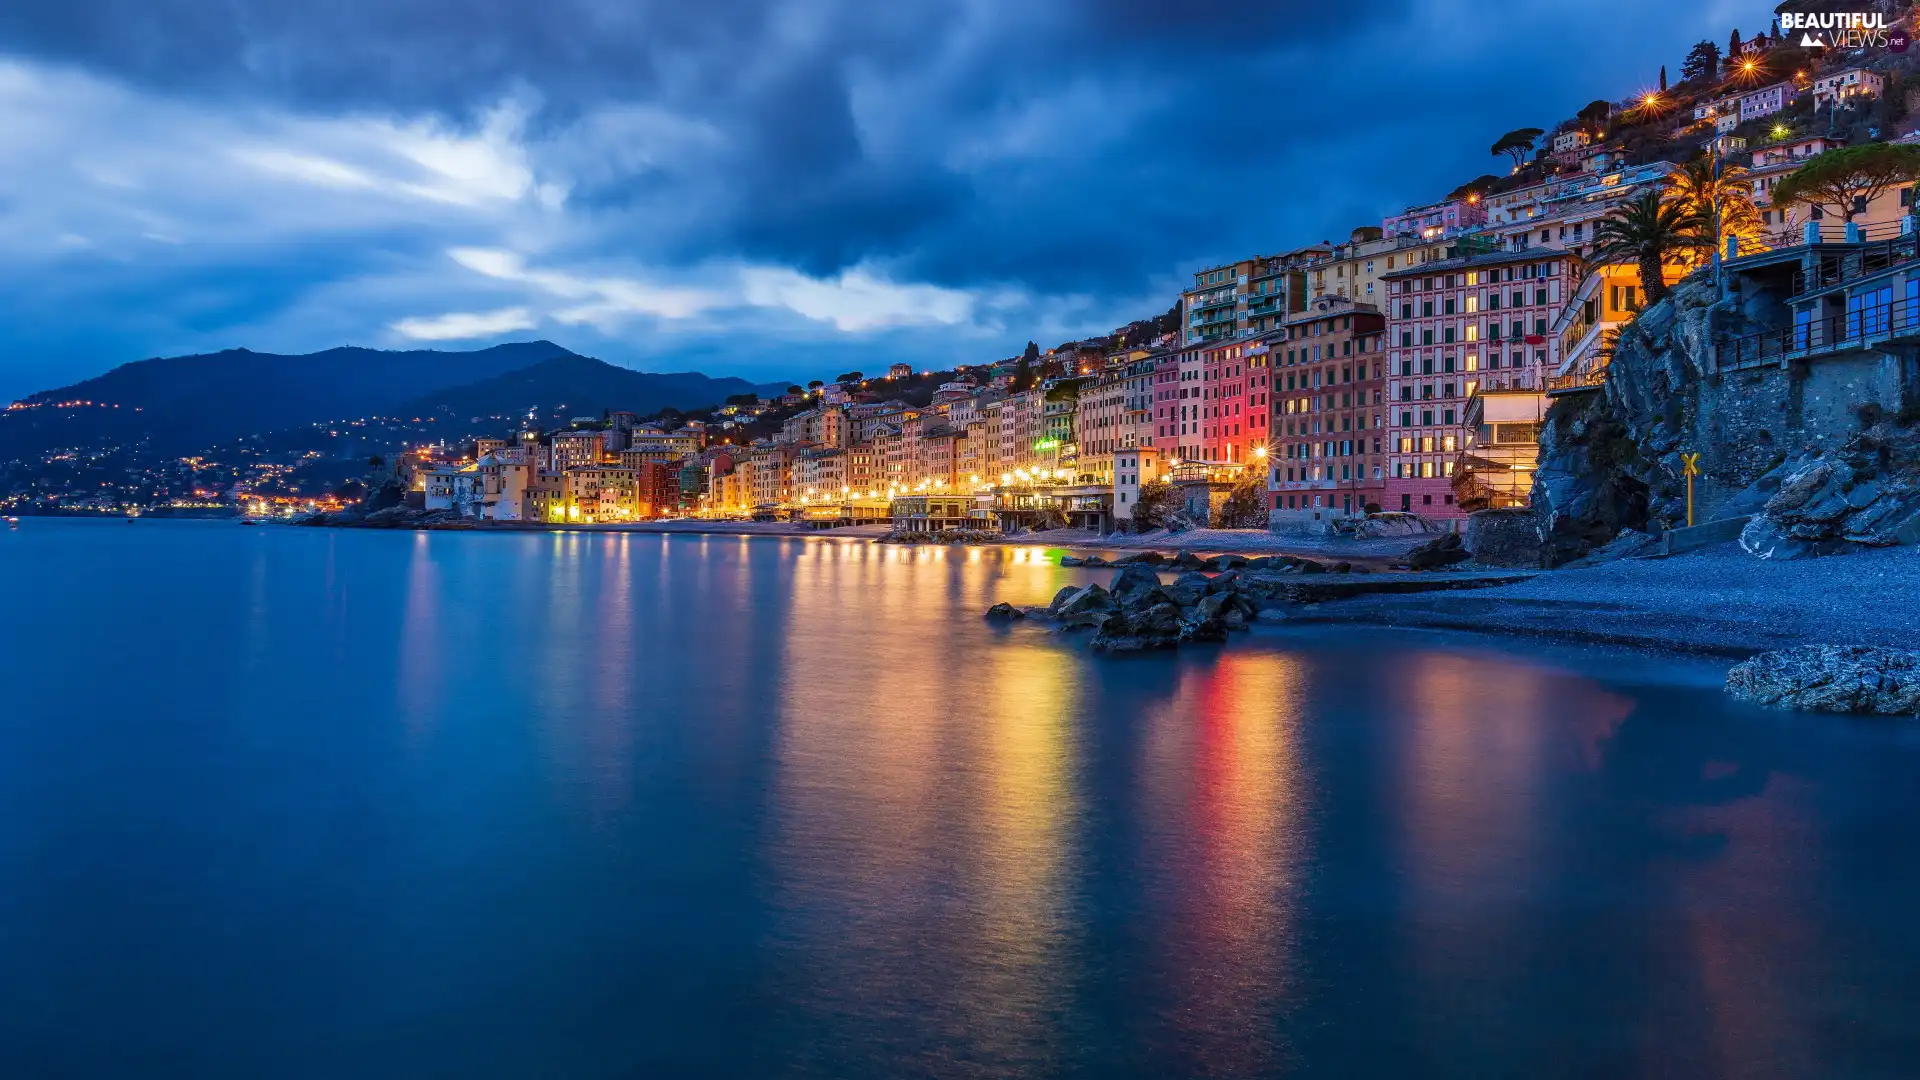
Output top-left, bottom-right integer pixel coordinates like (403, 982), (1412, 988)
(1720, 293), (1920, 370)
(1790, 227), (1920, 295)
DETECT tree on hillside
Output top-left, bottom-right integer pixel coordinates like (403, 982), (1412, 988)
(1773, 143), (1920, 223)
(724, 392), (758, 407)
(1446, 174), (1503, 201)
(1021, 341), (1040, 364)
(1576, 100), (1612, 140)
(1659, 65), (1668, 93)
(1681, 40), (1720, 83)
(806, 379), (823, 390)
(784, 384), (803, 396)
(1491, 127), (1544, 171)
(1667, 156), (1767, 258)
(835, 371), (863, 384)
(1729, 28), (1740, 58)
(1588, 189), (1708, 308)
(1011, 354), (1036, 393)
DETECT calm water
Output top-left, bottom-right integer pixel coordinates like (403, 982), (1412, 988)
(2, 519), (1918, 1078)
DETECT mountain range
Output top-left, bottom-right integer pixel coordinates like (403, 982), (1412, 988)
(0, 342), (787, 460)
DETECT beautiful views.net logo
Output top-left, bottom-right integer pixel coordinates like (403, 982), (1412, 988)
(1778, 10), (1905, 50)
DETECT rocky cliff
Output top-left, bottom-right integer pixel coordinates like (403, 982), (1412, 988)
(1530, 270), (1920, 562)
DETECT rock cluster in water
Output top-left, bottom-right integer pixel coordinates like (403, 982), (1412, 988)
(1725, 644), (1920, 716)
(987, 557), (1357, 653)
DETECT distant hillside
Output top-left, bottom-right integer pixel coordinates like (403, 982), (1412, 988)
(0, 341), (771, 461)
(400, 353), (763, 424)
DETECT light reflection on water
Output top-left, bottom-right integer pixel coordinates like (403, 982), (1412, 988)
(2, 519), (1919, 1079)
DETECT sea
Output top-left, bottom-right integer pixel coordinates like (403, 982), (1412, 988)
(2, 518), (1917, 1078)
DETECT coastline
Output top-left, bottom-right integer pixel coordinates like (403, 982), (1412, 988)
(1265, 546), (1920, 658)
(350, 516), (1434, 564)
(274, 514), (1920, 659)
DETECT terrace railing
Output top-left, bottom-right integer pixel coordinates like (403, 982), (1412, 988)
(1790, 228), (1920, 295)
(1719, 294), (1920, 370)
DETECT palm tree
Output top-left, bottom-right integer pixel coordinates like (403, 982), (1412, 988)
(1587, 189), (1707, 307)
(1666, 156), (1767, 258)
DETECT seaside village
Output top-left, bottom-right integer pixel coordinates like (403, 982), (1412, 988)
(402, 16), (1920, 539)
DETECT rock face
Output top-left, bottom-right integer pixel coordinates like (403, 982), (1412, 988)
(1738, 443), (1920, 559)
(1530, 268), (1920, 564)
(1464, 508), (1544, 568)
(1725, 645), (1920, 716)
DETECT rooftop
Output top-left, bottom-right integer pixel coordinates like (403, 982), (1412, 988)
(1379, 248), (1560, 281)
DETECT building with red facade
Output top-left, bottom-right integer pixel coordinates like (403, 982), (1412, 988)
(1267, 297), (1387, 527)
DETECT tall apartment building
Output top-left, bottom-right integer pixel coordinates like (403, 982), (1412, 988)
(1149, 350), (1183, 451)
(550, 430), (604, 471)
(1381, 250), (1569, 520)
(1312, 227), (1463, 306)
(1180, 251), (1315, 346)
(1171, 346), (1207, 461)
(1269, 298), (1387, 526)
(1196, 333), (1275, 467)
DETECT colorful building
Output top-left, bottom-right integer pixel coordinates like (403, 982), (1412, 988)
(1269, 298), (1387, 527)
(1382, 250), (1570, 520)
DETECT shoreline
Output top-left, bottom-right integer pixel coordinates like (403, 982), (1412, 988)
(323, 516), (1433, 564)
(1262, 546), (1920, 658)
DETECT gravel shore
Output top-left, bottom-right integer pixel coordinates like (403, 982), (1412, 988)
(993, 526), (1430, 564)
(1276, 545), (1920, 656)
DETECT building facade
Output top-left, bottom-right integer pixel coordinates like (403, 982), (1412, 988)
(1382, 251), (1570, 520)
(1270, 298), (1387, 527)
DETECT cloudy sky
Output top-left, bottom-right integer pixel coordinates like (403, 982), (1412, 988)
(0, 0), (1746, 399)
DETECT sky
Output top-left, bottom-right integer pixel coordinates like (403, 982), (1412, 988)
(0, 0), (1751, 400)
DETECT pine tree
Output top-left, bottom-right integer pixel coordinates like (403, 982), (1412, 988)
(1659, 65), (1667, 93)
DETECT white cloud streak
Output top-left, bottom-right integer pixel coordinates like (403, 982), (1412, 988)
(391, 306), (538, 340)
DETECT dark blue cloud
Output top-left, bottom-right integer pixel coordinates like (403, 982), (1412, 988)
(0, 0), (1734, 398)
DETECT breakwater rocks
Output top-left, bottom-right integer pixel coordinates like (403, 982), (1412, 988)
(879, 528), (1002, 545)
(1726, 644), (1920, 716)
(295, 507), (481, 529)
(988, 562), (1534, 653)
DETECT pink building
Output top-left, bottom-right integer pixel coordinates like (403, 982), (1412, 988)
(1382, 198), (1489, 241)
(1381, 251), (1569, 520)
(1196, 334), (1276, 466)
(1150, 350), (1182, 450)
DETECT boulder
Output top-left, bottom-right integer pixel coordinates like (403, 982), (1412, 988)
(1294, 559), (1328, 575)
(1082, 555), (1112, 567)
(1243, 556), (1275, 570)
(1170, 569), (1212, 592)
(1178, 594), (1230, 643)
(1171, 550), (1208, 571)
(1054, 583), (1115, 616)
(1111, 564), (1163, 600)
(1204, 553), (1248, 570)
(984, 602), (1025, 621)
(1091, 602), (1187, 652)
(1113, 551), (1167, 566)
(1048, 586), (1079, 611)
(1405, 532), (1470, 570)
(1354, 512), (1438, 538)
(1725, 645), (1920, 716)
(1464, 507), (1545, 568)
(1059, 555), (1087, 567)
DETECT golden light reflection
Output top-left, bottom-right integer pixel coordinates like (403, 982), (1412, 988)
(1139, 649), (1307, 1073)
(763, 540), (1083, 1065)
